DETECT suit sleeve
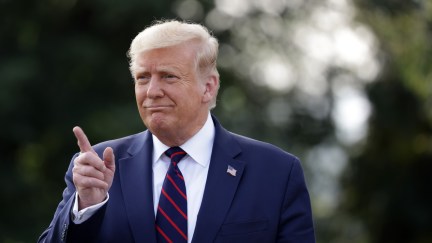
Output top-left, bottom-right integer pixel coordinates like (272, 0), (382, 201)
(277, 158), (316, 243)
(37, 154), (106, 243)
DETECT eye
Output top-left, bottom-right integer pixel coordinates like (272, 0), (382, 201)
(162, 74), (177, 79)
(135, 73), (151, 84)
(162, 73), (179, 83)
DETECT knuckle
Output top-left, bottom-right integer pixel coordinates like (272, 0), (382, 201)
(73, 165), (86, 175)
(79, 152), (89, 160)
(81, 177), (94, 187)
(73, 157), (80, 166)
(72, 173), (82, 185)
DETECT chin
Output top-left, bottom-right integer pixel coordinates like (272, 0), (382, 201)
(145, 116), (171, 133)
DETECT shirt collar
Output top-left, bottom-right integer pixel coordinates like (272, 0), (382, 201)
(152, 113), (215, 167)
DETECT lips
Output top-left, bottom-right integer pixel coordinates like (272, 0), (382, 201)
(144, 105), (173, 111)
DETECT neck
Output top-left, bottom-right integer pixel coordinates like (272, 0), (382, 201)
(156, 113), (209, 147)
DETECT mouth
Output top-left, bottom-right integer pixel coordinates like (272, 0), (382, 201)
(144, 105), (173, 112)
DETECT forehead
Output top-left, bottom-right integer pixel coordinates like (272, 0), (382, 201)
(134, 44), (198, 70)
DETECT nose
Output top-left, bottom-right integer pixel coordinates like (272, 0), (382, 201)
(146, 77), (164, 98)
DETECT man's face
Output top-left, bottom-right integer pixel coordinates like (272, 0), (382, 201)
(133, 43), (216, 146)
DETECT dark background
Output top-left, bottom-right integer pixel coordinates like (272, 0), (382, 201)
(1, 0), (431, 242)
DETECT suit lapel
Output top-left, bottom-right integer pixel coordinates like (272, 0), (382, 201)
(119, 131), (157, 243)
(192, 118), (245, 243)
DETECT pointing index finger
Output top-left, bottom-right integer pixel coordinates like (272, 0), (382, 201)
(73, 126), (93, 153)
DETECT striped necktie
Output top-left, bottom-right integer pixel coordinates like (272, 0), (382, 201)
(156, 147), (188, 243)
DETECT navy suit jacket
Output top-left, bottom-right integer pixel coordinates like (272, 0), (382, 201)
(39, 116), (315, 243)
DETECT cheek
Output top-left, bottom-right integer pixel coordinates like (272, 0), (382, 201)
(135, 86), (147, 104)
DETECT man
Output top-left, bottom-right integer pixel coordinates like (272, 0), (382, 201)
(39, 20), (315, 243)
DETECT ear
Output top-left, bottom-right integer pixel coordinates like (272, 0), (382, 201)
(202, 74), (219, 103)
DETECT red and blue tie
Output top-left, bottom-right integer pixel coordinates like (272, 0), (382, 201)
(156, 147), (188, 243)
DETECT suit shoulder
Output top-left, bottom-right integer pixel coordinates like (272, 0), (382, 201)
(229, 132), (299, 163)
(92, 131), (147, 155)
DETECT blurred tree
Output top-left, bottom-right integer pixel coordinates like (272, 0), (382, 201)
(341, 0), (432, 242)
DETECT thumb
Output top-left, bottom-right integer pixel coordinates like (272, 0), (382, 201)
(103, 147), (115, 171)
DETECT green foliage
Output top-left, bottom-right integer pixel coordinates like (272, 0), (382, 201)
(342, 1), (432, 242)
(342, 80), (432, 243)
(354, 0), (432, 110)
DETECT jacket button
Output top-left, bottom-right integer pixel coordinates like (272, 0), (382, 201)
(61, 223), (68, 241)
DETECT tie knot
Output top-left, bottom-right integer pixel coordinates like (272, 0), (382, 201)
(165, 147), (187, 164)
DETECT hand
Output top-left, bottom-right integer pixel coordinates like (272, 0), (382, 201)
(72, 126), (115, 210)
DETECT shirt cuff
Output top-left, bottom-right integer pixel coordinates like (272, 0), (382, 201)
(71, 192), (109, 224)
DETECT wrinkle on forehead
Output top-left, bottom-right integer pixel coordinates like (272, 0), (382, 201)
(131, 41), (201, 74)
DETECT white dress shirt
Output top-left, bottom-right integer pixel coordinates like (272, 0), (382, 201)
(152, 113), (214, 242)
(72, 113), (214, 243)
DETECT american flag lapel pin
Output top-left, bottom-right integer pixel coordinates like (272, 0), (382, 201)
(227, 165), (237, 177)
